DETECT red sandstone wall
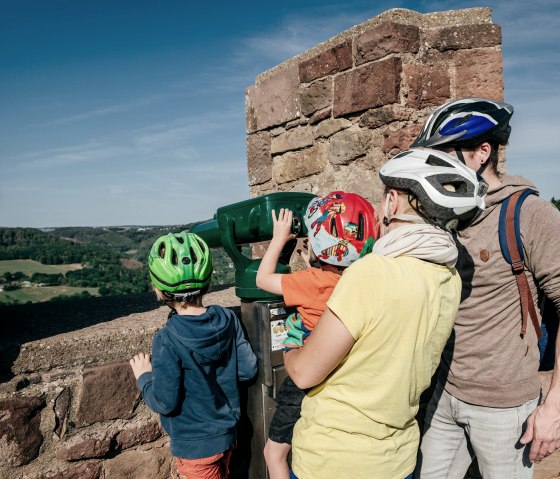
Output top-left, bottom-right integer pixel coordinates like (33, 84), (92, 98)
(245, 7), (504, 208)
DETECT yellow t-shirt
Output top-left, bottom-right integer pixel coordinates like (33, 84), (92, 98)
(291, 254), (461, 479)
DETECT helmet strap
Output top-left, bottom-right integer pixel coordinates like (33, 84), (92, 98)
(454, 147), (467, 165)
(161, 289), (203, 305)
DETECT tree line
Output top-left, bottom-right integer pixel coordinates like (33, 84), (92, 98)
(0, 225), (237, 304)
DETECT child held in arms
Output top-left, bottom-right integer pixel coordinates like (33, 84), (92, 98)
(130, 232), (257, 479)
(256, 192), (378, 479)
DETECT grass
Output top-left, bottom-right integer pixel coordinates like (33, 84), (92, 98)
(0, 259), (82, 276)
(0, 286), (99, 304)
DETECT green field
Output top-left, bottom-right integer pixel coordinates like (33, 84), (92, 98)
(0, 259), (82, 276)
(0, 285), (98, 304)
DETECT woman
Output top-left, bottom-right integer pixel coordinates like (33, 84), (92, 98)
(283, 148), (487, 479)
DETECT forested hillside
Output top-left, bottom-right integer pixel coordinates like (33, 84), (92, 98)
(0, 225), (238, 305)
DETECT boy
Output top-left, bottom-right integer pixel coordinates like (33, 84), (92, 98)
(255, 192), (378, 479)
(130, 231), (257, 479)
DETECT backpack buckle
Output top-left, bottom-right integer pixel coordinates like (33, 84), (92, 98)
(511, 261), (524, 273)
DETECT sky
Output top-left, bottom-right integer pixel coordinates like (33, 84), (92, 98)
(1, 0), (558, 228)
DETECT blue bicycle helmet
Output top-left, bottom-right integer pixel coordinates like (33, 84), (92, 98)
(412, 98), (513, 149)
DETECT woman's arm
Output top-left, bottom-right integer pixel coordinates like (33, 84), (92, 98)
(283, 306), (355, 389)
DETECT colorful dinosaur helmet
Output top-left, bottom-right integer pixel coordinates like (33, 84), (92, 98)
(148, 232), (212, 298)
(304, 191), (379, 267)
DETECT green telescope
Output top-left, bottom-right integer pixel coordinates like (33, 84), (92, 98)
(190, 192), (316, 300)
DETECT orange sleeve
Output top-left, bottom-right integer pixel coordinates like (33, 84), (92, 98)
(281, 269), (319, 308)
(281, 269), (340, 330)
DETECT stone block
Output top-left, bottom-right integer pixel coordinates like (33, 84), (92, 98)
(115, 420), (162, 451)
(355, 22), (420, 65)
(53, 386), (71, 440)
(286, 117), (308, 130)
(359, 105), (411, 129)
(56, 433), (112, 461)
(103, 441), (172, 479)
(300, 78), (332, 117)
(535, 448), (560, 479)
(271, 127), (314, 155)
(423, 24), (501, 52)
(45, 462), (102, 479)
(327, 127), (372, 166)
(455, 49), (504, 100)
(404, 63), (451, 109)
(333, 57), (401, 117)
(333, 161), (379, 204)
(309, 107), (332, 125)
(299, 40), (352, 83)
(250, 179), (274, 197)
(247, 132), (272, 186)
(314, 118), (352, 140)
(272, 145), (326, 184)
(0, 396), (45, 466)
(382, 123), (423, 156)
(75, 362), (138, 427)
(245, 65), (300, 133)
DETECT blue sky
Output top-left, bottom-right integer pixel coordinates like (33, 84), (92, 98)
(1, 0), (558, 227)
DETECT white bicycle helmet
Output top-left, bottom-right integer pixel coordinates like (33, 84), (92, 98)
(379, 148), (488, 231)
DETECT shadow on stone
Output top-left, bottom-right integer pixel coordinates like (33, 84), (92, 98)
(0, 292), (159, 381)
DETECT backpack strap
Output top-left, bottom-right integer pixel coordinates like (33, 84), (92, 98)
(498, 189), (541, 338)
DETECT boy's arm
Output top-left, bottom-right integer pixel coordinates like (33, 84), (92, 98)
(133, 333), (182, 416)
(233, 315), (257, 381)
(283, 306), (355, 389)
(255, 208), (296, 296)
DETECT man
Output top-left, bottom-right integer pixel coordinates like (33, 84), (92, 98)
(414, 98), (560, 478)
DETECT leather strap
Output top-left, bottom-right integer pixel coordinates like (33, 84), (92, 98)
(504, 190), (541, 338)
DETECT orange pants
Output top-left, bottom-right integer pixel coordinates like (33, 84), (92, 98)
(175, 447), (234, 479)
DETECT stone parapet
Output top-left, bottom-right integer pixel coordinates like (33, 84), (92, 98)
(245, 7), (504, 207)
(0, 288), (239, 479)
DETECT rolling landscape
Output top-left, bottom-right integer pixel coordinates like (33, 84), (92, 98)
(0, 224), (237, 306)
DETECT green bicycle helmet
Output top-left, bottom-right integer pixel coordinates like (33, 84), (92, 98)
(148, 232), (213, 300)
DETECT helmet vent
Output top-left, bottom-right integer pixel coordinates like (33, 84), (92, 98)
(176, 236), (184, 244)
(182, 257), (191, 265)
(357, 214), (364, 241)
(330, 217), (338, 237)
(171, 249), (178, 266)
(190, 247), (198, 264)
(158, 242), (166, 259)
(195, 237), (207, 253)
(426, 154), (451, 168)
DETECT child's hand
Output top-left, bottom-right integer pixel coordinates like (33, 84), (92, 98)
(130, 352), (152, 379)
(272, 208), (296, 245)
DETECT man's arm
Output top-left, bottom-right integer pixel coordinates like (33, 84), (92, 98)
(520, 198), (560, 462)
(520, 331), (560, 462)
(283, 306), (355, 389)
(255, 208), (295, 295)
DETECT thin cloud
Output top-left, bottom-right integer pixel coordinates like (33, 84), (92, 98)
(34, 93), (174, 127)
(16, 145), (129, 170)
(233, 10), (378, 68)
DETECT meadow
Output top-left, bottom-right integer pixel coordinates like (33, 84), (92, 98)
(0, 285), (98, 304)
(0, 259), (82, 276)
